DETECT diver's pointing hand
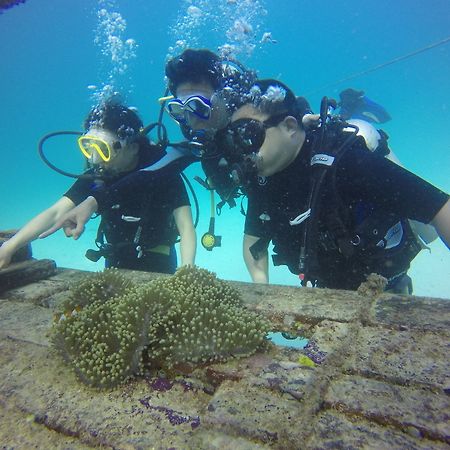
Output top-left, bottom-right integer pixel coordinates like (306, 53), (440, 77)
(39, 214), (84, 240)
(39, 196), (98, 240)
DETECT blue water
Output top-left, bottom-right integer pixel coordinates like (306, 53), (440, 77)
(267, 332), (308, 349)
(1, 0), (449, 297)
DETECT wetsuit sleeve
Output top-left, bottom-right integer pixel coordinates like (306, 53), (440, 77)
(167, 175), (191, 210)
(337, 146), (449, 223)
(63, 178), (94, 206)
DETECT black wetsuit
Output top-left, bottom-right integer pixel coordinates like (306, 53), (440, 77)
(89, 146), (197, 212)
(245, 133), (449, 291)
(64, 171), (190, 274)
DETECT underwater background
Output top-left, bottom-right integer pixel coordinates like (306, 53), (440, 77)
(1, 0), (449, 298)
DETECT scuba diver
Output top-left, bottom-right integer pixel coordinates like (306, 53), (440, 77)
(164, 48), (256, 206)
(164, 48), (259, 249)
(40, 49), (257, 249)
(338, 88), (391, 124)
(213, 79), (450, 293)
(0, 101), (196, 273)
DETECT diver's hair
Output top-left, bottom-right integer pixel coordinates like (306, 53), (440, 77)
(165, 49), (223, 95)
(242, 79), (311, 122)
(84, 101), (143, 138)
(165, 48), (258, 119)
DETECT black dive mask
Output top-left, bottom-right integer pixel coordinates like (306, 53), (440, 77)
(215, 113), (287, 188)
(220, 114), (287, 160)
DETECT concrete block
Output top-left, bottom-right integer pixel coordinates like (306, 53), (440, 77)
(307, 411), (449, 449)
(372, 294), (450, 333)
(347, 327), (449, 389)
(324, 375), (449, 443)
(204, 380), (304, 447)
(0, 259), (57, 293)
(239, 282), (368, 324)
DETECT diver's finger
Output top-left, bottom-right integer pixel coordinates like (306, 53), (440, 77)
(63, 226), (74, 238)
(72, 223), (86, 240)
(39, 222), (63, 239)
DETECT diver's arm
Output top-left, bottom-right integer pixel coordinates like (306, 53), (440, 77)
(173, 205), (196, 266)
(39, 149), (197, 240)
(39, 196), (97, 240)
(0, 196), (75, 269)
(430, 198), (450, 248)
(243, 234), (269, 283)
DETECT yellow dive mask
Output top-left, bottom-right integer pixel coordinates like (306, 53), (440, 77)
(78, 135), (122, 162)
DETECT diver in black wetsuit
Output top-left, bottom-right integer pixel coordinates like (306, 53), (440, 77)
(213, 79), (450, 293)
(1, 102), (196, 273)
(338, 88), (392, 124)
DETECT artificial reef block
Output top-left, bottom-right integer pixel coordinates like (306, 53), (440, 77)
(0, 259), (57, 294)
(2, 266), (450, 448)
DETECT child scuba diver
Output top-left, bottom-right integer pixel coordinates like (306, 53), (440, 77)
(0, 101), (196, 273)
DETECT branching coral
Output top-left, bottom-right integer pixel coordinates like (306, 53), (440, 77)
(51, 266), (270, 389)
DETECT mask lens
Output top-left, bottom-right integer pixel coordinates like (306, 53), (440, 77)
(184, 97), (211, 120)
(166, 100), (186, 123)
(230, 119), (266, 154)
(78, 136), (111, 162)
(166, 96), (212, 125)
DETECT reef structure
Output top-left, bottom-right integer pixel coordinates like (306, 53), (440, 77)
(2, 261), (450, 448)
(51, 266), (269, 389)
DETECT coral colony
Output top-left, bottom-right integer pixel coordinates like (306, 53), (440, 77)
(51, 267), (270, 389)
